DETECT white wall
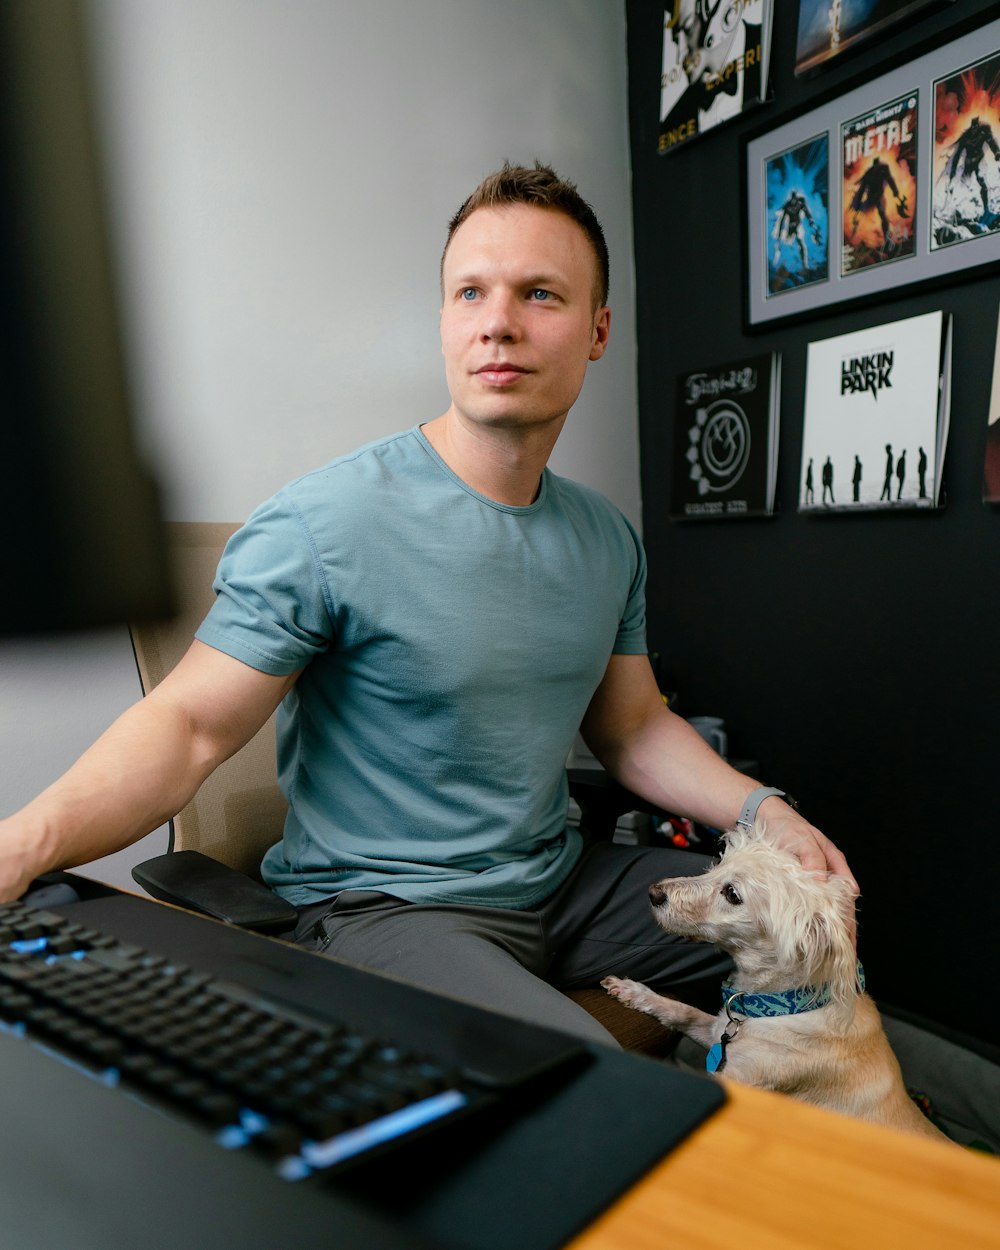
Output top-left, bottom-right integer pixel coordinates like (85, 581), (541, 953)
(0, 0), (640, 889)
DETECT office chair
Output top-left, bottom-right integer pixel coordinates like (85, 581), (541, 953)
(129, 523), (678, 1054)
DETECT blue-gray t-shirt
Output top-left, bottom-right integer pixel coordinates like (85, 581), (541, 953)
(196, 426), (647, 909)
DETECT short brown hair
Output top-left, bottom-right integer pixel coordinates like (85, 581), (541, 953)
(442, 161), (610, 308)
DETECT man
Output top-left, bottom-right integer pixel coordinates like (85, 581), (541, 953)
(880, 444), (894, 502)
(821, 456), (835, 506)
(0, 163), (855, 1045)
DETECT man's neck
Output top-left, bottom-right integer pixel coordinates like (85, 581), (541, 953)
(421, 410), (565, 507)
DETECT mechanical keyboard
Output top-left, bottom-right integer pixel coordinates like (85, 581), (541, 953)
(0, 894), (536, 1180)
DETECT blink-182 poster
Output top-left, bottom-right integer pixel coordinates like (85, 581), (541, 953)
(931, 49), (1000, 250)
(841, 91), (918, 275)
(765, 132), (829, 297)
(669, 353), (780, 519)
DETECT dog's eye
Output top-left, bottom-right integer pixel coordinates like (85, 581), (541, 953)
(720, 883), (743, 906)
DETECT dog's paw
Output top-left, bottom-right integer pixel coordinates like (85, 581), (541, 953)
(601, 975), (660, 1015)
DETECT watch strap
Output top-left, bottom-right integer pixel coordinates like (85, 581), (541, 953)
(736, 786), (786, 831)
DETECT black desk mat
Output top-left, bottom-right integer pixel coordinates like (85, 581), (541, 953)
(7, 887), (725, 1250)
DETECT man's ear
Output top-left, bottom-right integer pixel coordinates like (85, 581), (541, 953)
(589, 306), (611, 361)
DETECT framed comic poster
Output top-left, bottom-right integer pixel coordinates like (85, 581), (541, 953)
(841, 91), (918, 275)
(746, 16), (1000, 327)
(931, 49), (1000, 249)
(795, 0), (955, 78)
(658, 0), (773, 155)
(765, 133), (830, 297)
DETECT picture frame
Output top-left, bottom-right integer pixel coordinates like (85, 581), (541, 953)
(657, 0), (773, 155)
(745, 16), (1000, 328)
(794, 0), (955, 78)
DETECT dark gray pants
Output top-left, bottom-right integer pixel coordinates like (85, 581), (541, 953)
(292, 842), (733, 1046)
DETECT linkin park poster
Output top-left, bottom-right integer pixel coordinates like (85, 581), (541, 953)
(799, 310), (951, 513)
(931, 49), (1000, 250)
(765, 133), (829, 297)
(841, 91), (918, 275)
(795, 1), (951, 77)
(658, 1), (772, 155)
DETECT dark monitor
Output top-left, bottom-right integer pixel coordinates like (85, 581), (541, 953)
(1, 0), (172, 635)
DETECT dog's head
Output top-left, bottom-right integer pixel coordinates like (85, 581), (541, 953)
(648, 823), (860, 1014)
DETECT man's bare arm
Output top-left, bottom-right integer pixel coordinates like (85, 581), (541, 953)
(580, 653), (857, 890)
(0, 641), (300, 901)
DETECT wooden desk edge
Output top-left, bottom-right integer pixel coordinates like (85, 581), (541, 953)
(569, 1079), (1000, 1250)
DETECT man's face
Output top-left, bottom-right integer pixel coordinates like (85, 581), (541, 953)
(439, 204), (609, 437)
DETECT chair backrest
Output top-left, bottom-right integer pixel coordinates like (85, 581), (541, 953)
(129, 522), (287, 878)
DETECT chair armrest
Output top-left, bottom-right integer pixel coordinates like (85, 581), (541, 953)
(131, 850), (298, 934)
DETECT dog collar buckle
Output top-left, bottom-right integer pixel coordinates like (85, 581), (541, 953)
(706, 996), (744, 1073)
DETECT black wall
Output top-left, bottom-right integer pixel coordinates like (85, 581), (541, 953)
(625, 0), (999, 1045)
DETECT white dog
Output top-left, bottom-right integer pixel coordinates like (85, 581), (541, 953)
(603, 823), (951, 1143)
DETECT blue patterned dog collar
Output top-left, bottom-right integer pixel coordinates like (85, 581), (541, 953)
(721, 963), (866, 1018)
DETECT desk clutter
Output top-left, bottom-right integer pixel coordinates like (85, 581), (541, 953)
(567, 713), (757, 851)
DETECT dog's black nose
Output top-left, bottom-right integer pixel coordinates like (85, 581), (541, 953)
(648, 882), (668, 907)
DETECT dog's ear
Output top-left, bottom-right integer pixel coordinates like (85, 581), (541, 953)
(796, 885), (860, 1016)
(790, 907), (835, 982)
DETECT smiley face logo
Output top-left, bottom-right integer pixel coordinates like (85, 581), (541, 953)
(686, 399), (751, 495)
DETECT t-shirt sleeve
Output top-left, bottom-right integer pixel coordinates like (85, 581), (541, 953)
(612, 514), (647, 656)
(195, 491), (334, 675)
